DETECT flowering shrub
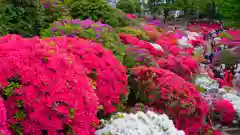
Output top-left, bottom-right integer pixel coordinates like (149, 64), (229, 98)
(119, 33), (163, 57)
(145, 30), (162, 41)
(195, 75), (220, 92)
(106, 8), (140, 27)
(129, 66), (208, 134)
(157, 55), (199, 81)
(41, 18), (126, 61)
(95, 111), (185, 135)
(123, 45), (159, 68)
(202, 91), (223, 109)
(142, 25), (162, 41)
(148, 20), (162, 27)
(41, 0), (69, 25)
(223, 93), (240, 116)
(0, 35), (99, 134)
(41, 37), (128, 114)
(117, 27), (149, 41)
(127, 14), (137, 19)
(213, 99), (235, 124)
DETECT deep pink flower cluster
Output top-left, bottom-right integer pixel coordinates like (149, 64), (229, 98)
(0, 35), (127, 134)
(213, 99), (235, 124)
(127, 14), (137, 19)
(41, 37), (128, 114)
(0, 35), (99, 134)
(0, 97), (10, 135)
(131, 66), (208, 134)
(119, 33), (163, 57)
(157, 55), (199, 81)
(119, 33), (199, 81)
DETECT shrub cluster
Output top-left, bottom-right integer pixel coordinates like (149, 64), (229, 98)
(129, 66), (209, 134)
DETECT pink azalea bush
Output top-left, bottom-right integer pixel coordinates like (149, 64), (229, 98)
(130, 66), (208, 134)
(0, 35), (101, 134)
(213, 99), (235, 124)
(124, 45), (159, 68)
(157, 55), (199, 81)
(40, 37), (128, 114)
(119, 33), (164, 57)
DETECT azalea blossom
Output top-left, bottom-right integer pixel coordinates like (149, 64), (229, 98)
(95, 111), (185, 135)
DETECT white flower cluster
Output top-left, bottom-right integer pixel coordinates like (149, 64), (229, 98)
(177, 31), (201, 48)
(95, 111), (185, 135)
(150, 43), (163, 51)
(223, 93), (240, 116)
(195, 75), (219, 91)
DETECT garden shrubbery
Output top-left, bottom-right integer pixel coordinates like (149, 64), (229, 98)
(41, 18), (126, 62)
(0, 0), (45, 37)
(0, 1), (239, 135)
(41, 0), (69, 25)
(129, 66), (209, 134)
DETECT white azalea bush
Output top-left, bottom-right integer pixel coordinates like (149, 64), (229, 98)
(195, 75), (220, 92)
(95, 111), (185, 135)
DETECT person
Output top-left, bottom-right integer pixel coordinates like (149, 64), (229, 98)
(234, 70), (240, 92)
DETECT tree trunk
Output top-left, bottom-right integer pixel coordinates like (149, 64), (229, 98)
(163, 9), (169, 24)
(184, 8), (189, 26)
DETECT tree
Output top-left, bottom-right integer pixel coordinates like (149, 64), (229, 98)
(173, 0), (209, 24)
(0, 0), (46, 37)
(147, 0), (162, 19)
(216, 0), (240, 22)
(65, 0), (112, 20)
(117, 0), (136, 13)
(133, 0), (142, 14)
(159, 0), (177, 23)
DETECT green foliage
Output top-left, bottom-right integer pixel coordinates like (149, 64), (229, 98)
(103, 8), (140, 27)
(2, 81), (20, 98)
(64, 0), (136, 27)
(219, 49), (238, 68)
(223, 20), (239, 29)
(216, 0), (240, 22)
(0, 0), (46, 37)
(219, 32), (232, 40)
(65, 0), (111, 21)
(133, 0), (142, 13)
(117, 0), (136, 13)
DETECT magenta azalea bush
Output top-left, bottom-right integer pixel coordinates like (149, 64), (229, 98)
(0, 35), (127, 134)
(129, 66), (208, 134)
(0, 35), (99, 134)
(41, 37), (128, 114)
